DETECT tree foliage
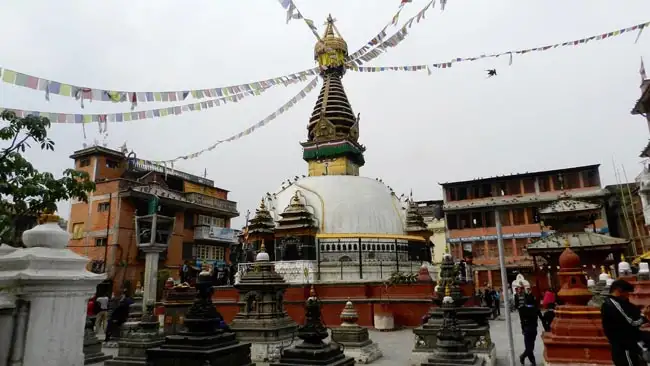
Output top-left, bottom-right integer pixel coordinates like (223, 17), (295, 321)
(0, 110), (95, 245)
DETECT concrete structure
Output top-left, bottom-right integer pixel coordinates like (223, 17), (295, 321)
(440, 164), (609, 294)
(331, 300), (382, 364)
(0, 213), (105, 366)
(67, 145), (239, 296)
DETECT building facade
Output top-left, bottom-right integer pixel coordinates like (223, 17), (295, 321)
(413, 200), (446, 263)
(440, 164), (608, 289)
(67, 146), (239, 294)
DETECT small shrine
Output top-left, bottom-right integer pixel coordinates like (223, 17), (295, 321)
(274, 191), (318, 261)
(246, 199), (276, 259)
(630, 262), (650, 309)
(83, 315), (112, 364)
(105, 301), (164, 366)
(527, 197), (629, 287)
(404, 200), (434, 263)
(161, 281), (197, 335)
(411, 250), (494, 366)
(331, 299), (383, 364)
(587, 266), (611, 308)
(421, 285), (484, 366)
(230, 243), (299, 362)
(270, 286), (354, 366)
(541, 244), (611, 365)
(146, 271), (253, 366)
(117, 283), (144, 340)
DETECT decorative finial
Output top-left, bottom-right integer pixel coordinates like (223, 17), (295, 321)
(601, 265), (606, 274)
(260, 243), (266, 253)
(39, 209), (61, 224)
(445, 284), (451, 297)
(564, 238), (570, 248)
(622, 254), (627, 262)
(259, 199), (266, 210)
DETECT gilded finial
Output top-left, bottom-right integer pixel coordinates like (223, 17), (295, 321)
(564, 238), (570, 248)
(310, 285), (317, 297)
(622, 254), (627, 262)
(260, 242), (266, 253)
(601, 265), (606, 274)
(259, 199), (266, 210)
(39, 209), (60, 224)
(444, 244), (450, 254)
(445, 283), (451, 297)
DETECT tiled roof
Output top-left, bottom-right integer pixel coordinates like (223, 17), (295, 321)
(539, 199), (601, 215)
(527, 232), (629, 252)
(443, 189), (608, 212)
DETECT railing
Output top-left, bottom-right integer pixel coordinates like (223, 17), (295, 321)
(127, 158), (214, 186)
(185, 193), (238, 214)
(238, 260), (316, 284)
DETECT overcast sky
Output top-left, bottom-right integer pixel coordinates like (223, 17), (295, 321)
(1, 0), (649, 228)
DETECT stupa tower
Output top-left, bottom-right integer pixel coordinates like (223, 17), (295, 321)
(302, 15), (365, 177)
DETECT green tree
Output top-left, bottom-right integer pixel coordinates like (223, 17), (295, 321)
(0, 110), (95, 246)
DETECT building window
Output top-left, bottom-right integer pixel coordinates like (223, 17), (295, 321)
(497, 182), (508, 196)
(504, 241), (514, 257)
(583, 169), (600, 187)
(499, 210), (512, 226)
(80, 158), (90, 167)
(507, 180), (521, 196)
(515, 239), (528, 256)
(538, 176), (550, 192)
(71, 223), (84, 239)
(470, 212), (483, 228)
(522, 178), (535, 194)
(553, 174), (564, 190)
(458, 213), (471, 229)
(512, 208), (526, 226)
(95, 237), (108, 247)
(197, 215), (225, 227)
(484, 211), (496, 227)
(106, 159), (119, 169)
(457, 186), (468, 201)
(195, 244), (224, 261)
(487, 240), (498, 257)
(527, 207), (540, 224)
(98, 202), (110, 212)
(447, 214), (458, 230)
(184, 213), (195, 229)
(472, 242), (485, 258)
(564, 172), (580, 189)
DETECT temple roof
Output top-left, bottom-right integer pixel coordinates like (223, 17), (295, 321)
(276, 192), (316, 230)
(405, 200), (428, 232)
(539, 198), (601, 215)
(248, 199), (275, 235)
(527, 232), (629, 253)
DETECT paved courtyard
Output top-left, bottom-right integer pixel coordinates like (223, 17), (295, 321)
(99, 311), (542, 365)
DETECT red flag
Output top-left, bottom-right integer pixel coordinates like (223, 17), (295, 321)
(401, 0), (412, 5)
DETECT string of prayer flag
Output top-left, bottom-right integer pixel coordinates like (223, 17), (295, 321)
(0, 63), (318, 108)
(146, 76), (320, 165)
(278, 0), (321, 40)
(0, 74), (312, 124)
(349, 20), (650, 73)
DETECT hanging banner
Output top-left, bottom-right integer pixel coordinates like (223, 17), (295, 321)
(349, 20), (650, 73)
(0, 75), (311, 124)
(347, 0), (437, 64)
(0, 63), (318, 107)
(145, 76), (319, 165)
(278, 0), (321, 40)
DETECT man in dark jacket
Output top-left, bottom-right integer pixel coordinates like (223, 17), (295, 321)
(601, 279), (650, 366)
(518, 294), (544, 365)
(542, 303), (556, 332)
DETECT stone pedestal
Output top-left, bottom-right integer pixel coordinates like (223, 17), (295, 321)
(230, 245), (299, 363)
(271, 286), (354, 366)
(106, 301), (164, 366)
(142, 248), (165, 306)
(146, 271), (253, 366)
(0, 215), (105, 366)
(84, 315), (112, 364)
(331, 300), (382, 364)
(161, 283), (197, 335)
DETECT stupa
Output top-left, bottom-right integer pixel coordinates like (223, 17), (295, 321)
(331, 299), (383, 363)
(161, 281), (197, 335)
(541, 244), (611, 365)
(230, 243), (299, 362)
(83, 315), (112, 364)
(270, 286), (354, 366)
(246, 199), (276, 257)
(630, 262), (650, 309)
(146, 271), (253, 366)
(118, 283), (144, 338)
(105, 300), (164, 366)
(587, 266), (610, 308)
(421, 285), (484, 366)
(411, 249), (494, 366)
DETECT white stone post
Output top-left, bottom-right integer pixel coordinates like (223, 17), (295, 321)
(142, 248), (165, 306)
(0, 215), (105, 366)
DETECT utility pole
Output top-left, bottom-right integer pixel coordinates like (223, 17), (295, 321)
(496, 209), (516, 366)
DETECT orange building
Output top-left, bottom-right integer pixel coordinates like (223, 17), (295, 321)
(67, 146), (239, 294)
(440, 164), (608, 291)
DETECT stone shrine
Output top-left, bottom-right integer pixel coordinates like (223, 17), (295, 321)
(230, 244), (299, 362)
(542, 244), (612, 365)
(271, 286), (354, 366)
(83, 315), (112, 364)
(115, 283), (144, 343)
(161, 282), (197, 335)
(411, 251), (494, 366)
(631, 262), (650, 308)
(421, 286), (484, 366)
(587, 266), (610, 308)
(146, 271), (253, 366)
(331, 299), (383, 364)
(105, 300), (164, 366)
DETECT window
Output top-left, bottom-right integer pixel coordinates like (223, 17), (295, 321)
(195, 244), (225, 261)
(471, 212), (484, 228)
(504, 241), (514, 257)
(484, 211), (496, 227)
(507, 180), (521, 196)
(95, 237), (107, 247)
(457, 186), (468, 201)
(564, 172), (580, 189)
(106, 159), (119, 169)
(583, 169), (600, 187)
(184, 213), (195, 229)
(499, 210), (512, 226)
(553, 174), (564, 190)
(197, 215), (225, 227)
(458, 213), (471, 229)
(481, 183), (493, 198)
(512, 208), (526, 226)
(79, 158), (90, 167)
(98, 202), (110, 212)
(522, 178), (535, 194)
(447, 214), (458, 230)
(538, 176), (550, 192)
(497, 182), (508, 196)
(527, 207), (540, 224)
(472, 242), (486, 258)
(515, 239), (528, 256)
(487, 240), (498, 258)
(448, 188), (457, 201)
(71, 223), (84, 239)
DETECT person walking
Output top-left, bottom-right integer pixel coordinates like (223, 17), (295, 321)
(493, 289), (501, 317)
(601, 279), (650, 366)
(518, 294), (544, 365)
(95, 293), (109, 333)
(105, 291), (132, 343)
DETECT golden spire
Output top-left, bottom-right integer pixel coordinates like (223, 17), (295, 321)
(39, 209), (60, 224)
(314, 14), (348, 71)
(600, 265), (606, 274)
(260, 242), (266, 253)
(564, 238), (570, 248)
(622, 253), (627, 262)
(444, 283), (451, 297)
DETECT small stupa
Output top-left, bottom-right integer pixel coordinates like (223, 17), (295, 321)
(331, 299), (383, 363)
(271, 285), (354, 366)
(421, 285), (484, 366)
(230, 243), (299, 362)
(146, 271), (253, 366)
(630, 262), (650, 308)
(119, 283), (144, 338)
(83, 315), (112, 364)
(105, 300), (164, 366)
(161, 280), (197, 336)
(587, 266), (610, 308)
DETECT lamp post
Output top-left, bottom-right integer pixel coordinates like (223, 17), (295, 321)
(496, 209), (516, 366)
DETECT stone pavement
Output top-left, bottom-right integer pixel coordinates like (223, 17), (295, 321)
(97, 312), (543, 365)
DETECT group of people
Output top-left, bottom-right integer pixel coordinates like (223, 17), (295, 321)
(477, 287), (502, 319)
(87, 290), (133, 342)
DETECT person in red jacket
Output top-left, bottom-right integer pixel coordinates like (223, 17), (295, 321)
(87, 296), (97, 317)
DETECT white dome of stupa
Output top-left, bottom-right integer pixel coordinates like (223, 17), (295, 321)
(269, 176), (406, 235)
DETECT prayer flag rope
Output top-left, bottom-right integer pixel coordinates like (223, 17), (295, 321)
(348, 20), (649, 73)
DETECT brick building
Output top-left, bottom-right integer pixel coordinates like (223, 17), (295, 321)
(440, 164), (608, 289)
(67, 146), (239, 293)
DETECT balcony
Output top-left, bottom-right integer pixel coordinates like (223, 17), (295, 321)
(124, 184), (238, 216)
(194, 225), (238, 244)
(127, 158), (214, 186)
(185, 192), (238, 215)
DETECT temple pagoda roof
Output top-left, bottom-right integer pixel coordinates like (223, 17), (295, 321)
(276, 192), (316, 230)
(527, 232), (629, 254)
(539, 198), (601, 215)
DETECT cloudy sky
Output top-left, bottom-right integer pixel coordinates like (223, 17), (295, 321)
(1, 0), (649, 228)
